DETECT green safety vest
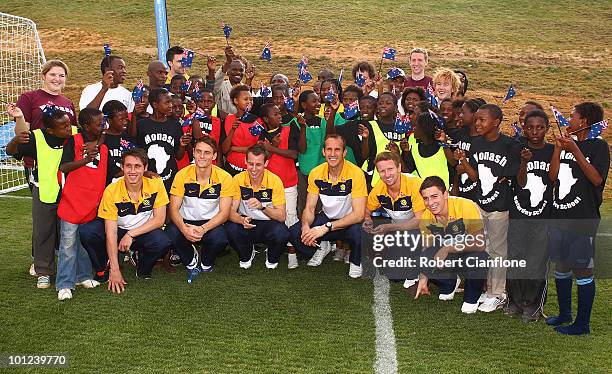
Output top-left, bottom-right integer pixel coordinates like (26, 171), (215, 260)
(33, 126), (77, 203)
(362, 120), (401, 186)
(407, 133), (449, 188)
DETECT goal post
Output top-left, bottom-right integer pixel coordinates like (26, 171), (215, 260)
(0, 12), (46, 194)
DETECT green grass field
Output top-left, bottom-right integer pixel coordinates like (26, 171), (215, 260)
(0, 194), (611, 373)
(1, 1), (611, 372)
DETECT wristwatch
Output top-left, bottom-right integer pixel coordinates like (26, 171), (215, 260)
(325, 222), (333, 232)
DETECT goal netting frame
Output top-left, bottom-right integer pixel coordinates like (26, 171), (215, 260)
(0, 12), (46, 194)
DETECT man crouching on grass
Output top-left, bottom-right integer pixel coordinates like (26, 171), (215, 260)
(415, 176), (489, 314)
(97, 148), (172, 293)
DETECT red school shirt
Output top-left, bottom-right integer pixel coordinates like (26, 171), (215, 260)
(225, 113), (261, 170)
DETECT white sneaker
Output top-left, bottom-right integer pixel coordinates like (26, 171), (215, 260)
(333, 246), (344, 261)
(265, 260), (278, 269)
(477, 293), (487, 304)
(307, 241), (332, 266)
(57, 288), (72, 301)
(403, 278), (418, 289)
(239, 249), (256, 269)
(76, 279), (100, 289)
(349, 263), (362, 278)
(37, 275), (51, 289)
(287, 253), (298, 269)
(461, 302), (478, 314)
(438, 276), (461, 301)
(29, 263), (37, 276)
(477, 296), (505, 313)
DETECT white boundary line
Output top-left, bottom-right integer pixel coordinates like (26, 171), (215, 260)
(373, 270), (398, 374)
(0, 195), (31, 199)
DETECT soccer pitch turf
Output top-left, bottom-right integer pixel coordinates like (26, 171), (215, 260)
(0, 194), (610, 373)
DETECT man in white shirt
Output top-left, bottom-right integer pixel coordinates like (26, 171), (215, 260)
(79, 55), (134, 113)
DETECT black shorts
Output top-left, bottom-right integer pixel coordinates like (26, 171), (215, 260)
(548, 226), (595, 269)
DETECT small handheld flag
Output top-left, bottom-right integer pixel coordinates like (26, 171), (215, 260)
(180, 80), (192, 94)
(382, 47), (397, 61)
(428, 109), (446, 130)
(298, 65), (313, 84)
(101, 115), (110, 131)
(249, 122), (266, 137)
(131, 80), (145, 103)
(284, 95), (295, 112)
(437, 141), (460, 149)
(386, 67), (405, 79)
(103, 44), (112, 57)
(261, 43), (272, 62)
(41, 102), (60, 117)
(355, 73), (366, 87)
(550, 106), (571, 127)
(338, 68), (344, 85)
(260, 82), (271, 98)
(426, 83), (439, 108)
(193, 108), (209, 120)
(502, 84), (516, 104)
(221, 21), (232, 43)
(119, 138), (136, 154)
(586, 119), (608, 140)
(325, 87), (335, 104)
(191, 90), (203, 102)
(511, 122), (522, 140)
(394, 114), (413, 134)
(181, 49), (195, 68)
(240, 104), (253, 122)
(344, 101), (359, 119)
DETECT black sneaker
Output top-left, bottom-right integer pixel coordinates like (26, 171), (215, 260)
(94, 261), (110, 284)
(136, 268), (152, 280)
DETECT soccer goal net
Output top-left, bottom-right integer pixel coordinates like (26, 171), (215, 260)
(0, 12), (46, 194)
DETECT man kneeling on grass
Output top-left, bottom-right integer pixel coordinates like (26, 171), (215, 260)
(97, 148), (172, 293)
(225, 144), (290, 270)
(166, 137), (233, 283)
(288, 134), (367, 278)
(415, 176), (489, 314)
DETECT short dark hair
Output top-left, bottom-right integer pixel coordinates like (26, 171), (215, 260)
(378, 92), (398, 106)
(100, 55), (123, 75)
(374, 151), (401, 168)
(260, 102), (278, 119)
(451, 99), (465, 110)
(298, 89), (316, 113)
(415, 101), (436, 114)
(359, 95), (377, 107)
(229, 84), (250, 101)
(524, 101), (544, 111)
(271, 84), (289, 96)
(440, 97), (453, 106)
(318, 68), (334, 80)
(194, 136), (218, 153)
(149, 88), (170, 104)
(524, 110), (549, 126)
(479, 104), (503, 123)
(351, 61), (375, 79)
(121, 148), (148, 166)
(401, 87), (427, 104)
(102, 100), (128, 118)
(343, 85), (363, 100)
(420, 176), (447, 193)
(78, 107), (103, 127)
(416, 112), (438, 141)
(42, 108), (67, 129)
(246, 144), (270, 161)
(170, 74), (186, 84)
(323, 133), (346, 150)
(574, 102), (604, 126)
(166, 46), (184, 66)
(463, 98), (486, 113)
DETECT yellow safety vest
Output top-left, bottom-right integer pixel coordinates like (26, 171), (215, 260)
(33, 126), (77, 203)
(362, 120), (401, 186)
(407, 133), (449, 188)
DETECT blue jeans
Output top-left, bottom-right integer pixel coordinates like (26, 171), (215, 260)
(56, 220), (94, 290)
(225, 220), (290, 264)
(166, 221), (229, 268)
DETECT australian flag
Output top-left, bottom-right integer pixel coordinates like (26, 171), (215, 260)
(181, 49), (195, 68)
(132, 80), (145, 103)
(41, 102), (59, 117)
(193, 108), (209, 121)
(512, 122), (522, 140)
(428, 109), (446, 130)
(180, 80), (192, 93)
(394, 114), (413, 134)
(382, 47), (397, 61)
(586, 119), (608, 140)
(502, 84), (516, 104)
(261, 43), (272, 62)
(249, 122), (266, 137)
(426, 83), (439, 108)
(354, 73), (366, 87)
(344, 101), (359, 119)
(551, 106), (571, 127)
(191, 90), (203, 102)
(103, 44), (112, 56)
(284, 95), (295, 112)
(222, 22), (232, 39)
(298, 65), (313, 84)
(325, 87), (335, 103)
(260, 82), (271, 98)
(387, 67), (403, 79)
(119, 138), (136, 154)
